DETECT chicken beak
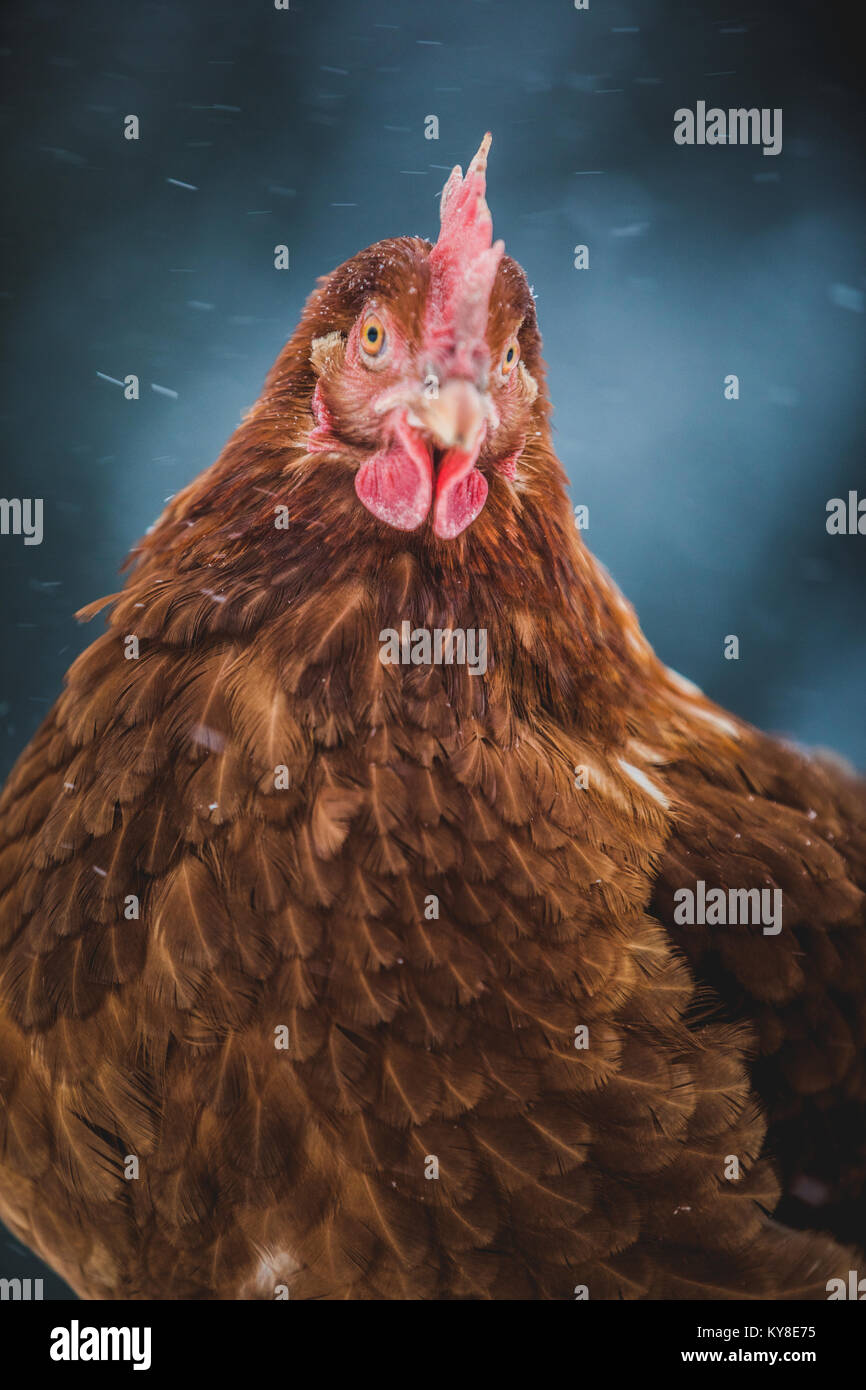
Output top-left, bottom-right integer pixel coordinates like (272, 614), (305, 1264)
(408, 378), (487, 455)
(359, 377), (492, 538)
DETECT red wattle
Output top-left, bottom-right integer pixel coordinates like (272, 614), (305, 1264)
(432, 450), (489, 539)
(354, 441), (433, 531)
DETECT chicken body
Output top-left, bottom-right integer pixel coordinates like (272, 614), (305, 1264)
(0, 139), (863, 1300)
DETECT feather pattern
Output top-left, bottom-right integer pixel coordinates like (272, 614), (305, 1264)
(0, 195), (863, 1302)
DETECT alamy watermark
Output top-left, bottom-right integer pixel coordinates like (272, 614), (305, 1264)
(1, 1276), (43, 1300)
(674, 103), (782, 157)
(49, 1320), (152, 1371)
(0, 497), (43, 545)
(827, 1271), (866, 1300)
(673, 880), (782, 935)
(379, 621), (488, 677)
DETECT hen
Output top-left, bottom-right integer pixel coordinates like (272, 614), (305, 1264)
(0, 135), (864, 1301)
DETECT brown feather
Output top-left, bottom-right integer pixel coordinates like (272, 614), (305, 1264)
(0, 206), (863, 1305)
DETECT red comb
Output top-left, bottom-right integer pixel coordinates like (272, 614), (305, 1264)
(425, 133), (505, 377)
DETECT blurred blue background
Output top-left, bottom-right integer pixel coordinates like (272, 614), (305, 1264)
(0, 0), (863, 1297)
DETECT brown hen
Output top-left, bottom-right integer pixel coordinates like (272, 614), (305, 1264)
(0, 135), (864, 1300)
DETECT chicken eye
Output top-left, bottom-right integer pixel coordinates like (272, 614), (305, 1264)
(500, 337), (520, 377)
(360, 315), (386, 358)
